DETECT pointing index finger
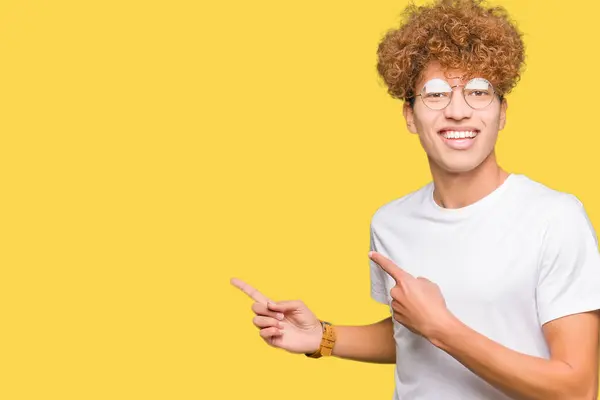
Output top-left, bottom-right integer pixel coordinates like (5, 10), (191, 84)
(369, 251), (413, 283)
(230, 277), (270, 304)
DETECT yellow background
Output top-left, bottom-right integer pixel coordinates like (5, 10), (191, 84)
(0, 0), (598, 399)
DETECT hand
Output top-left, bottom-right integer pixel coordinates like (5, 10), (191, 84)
(231, 278), (323, 354)
(368, 251), (455, 342)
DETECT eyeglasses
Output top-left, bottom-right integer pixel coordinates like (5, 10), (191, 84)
(414, 78), (496, 110)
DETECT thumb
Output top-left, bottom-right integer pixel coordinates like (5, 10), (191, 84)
(416, 276), (436, 285)
(267, 300), (305, 313)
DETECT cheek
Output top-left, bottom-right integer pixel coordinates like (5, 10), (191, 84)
(475, 109), (501, 131)
(484, 104), (504, 128)
(490, 115), (502, 130)
(412, 109), (440, 135)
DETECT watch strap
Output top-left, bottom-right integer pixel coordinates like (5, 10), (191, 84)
(305, 320), (336, 358)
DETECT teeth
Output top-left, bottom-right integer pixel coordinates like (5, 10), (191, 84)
(440, 130), (478, 139)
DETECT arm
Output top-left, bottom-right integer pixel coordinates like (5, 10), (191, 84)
(433, 311), (600, 400)
(331, 317), (396, 363)
(231, 278), (396, 364)
(370, 249), (600, 400)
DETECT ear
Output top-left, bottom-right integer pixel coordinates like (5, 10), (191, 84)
(403, 102), (418, 134)
(498, 98), (508, 131)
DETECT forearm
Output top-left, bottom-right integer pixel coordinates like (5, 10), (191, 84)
(331, 317), (396, 364)
(434, 318), (594, 400)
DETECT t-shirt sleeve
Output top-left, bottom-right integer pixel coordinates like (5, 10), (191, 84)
(536, 194), (600, 325)
(369, 221), (390, 305)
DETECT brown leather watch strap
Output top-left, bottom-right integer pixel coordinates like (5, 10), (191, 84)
(306, 321), (336, 358)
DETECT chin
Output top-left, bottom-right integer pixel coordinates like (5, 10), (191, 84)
(435, 156), (488, 174)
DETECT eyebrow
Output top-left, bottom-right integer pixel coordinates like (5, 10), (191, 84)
(464, 79), (490, 90)
(423, 79), (451, 92)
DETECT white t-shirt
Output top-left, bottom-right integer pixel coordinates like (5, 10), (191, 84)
(369, 174), (600, 400)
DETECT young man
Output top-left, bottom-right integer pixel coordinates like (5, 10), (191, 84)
(232, 0), (600, 398)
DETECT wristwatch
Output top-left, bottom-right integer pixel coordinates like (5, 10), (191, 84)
(305, 320), (336, 358)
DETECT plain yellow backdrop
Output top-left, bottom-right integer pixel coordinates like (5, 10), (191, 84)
(0, 0), (598, 399)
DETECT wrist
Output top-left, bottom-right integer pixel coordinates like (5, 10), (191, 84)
(427, 312), (462, 349)
(305, 320), (336, 358)
(306, 323), (324, 354)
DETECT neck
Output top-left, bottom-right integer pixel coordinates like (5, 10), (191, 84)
(429, 151), (509, 209)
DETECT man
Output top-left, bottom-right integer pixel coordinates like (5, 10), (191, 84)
(231, 0), (600, 398)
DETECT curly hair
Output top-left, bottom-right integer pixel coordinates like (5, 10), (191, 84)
(376, 0), (525, 104)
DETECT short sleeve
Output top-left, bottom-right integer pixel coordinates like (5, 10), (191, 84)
(536, 195), (600, 325)
(369, 221), (390, 305)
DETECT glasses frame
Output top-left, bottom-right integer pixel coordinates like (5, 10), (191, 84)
(414, 78), (497, 111)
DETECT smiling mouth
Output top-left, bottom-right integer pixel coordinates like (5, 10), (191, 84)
(438, 130), (480, 139)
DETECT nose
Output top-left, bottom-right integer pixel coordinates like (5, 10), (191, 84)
(443, 88), (473, 120)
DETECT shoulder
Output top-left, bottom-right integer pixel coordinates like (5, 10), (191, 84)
(511, 175), (586, 222)
(513, 175), (596, 246)
(369, 182), (432, 228)
(512, 175), (577, 204)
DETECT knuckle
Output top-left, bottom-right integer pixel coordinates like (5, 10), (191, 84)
(252, 302), (266, 315)
(261, 327), (274, 338)
(261, 327), (273, 337)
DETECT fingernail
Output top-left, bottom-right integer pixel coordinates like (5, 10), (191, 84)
(368, 251), (373, 258)
(276, 313), (284, 320)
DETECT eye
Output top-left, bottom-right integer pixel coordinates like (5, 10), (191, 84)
(466, 90), (490, 97)
(424, 92), (450, 99)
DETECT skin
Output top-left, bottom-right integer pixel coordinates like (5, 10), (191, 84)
(231, 277), (396, 363)
(404, 60), (509, 209)
(371, 251), (599, 400)
(232, 60), (600, 398)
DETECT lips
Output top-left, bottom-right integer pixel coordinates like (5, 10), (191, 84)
(438, 128), (480, 139)
(437, 128), (480, 150)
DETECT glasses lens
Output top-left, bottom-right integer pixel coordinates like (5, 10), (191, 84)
(464, 78), (494, 109)
(421, 79), (451, 110)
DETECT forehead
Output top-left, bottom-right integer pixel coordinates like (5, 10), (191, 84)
(416, 61), (473, 88)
